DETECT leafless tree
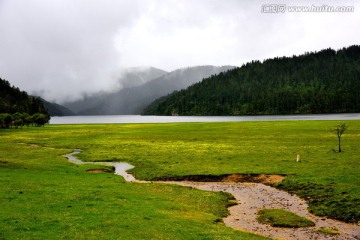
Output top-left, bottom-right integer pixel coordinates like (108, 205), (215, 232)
(333, 122), (348, 153)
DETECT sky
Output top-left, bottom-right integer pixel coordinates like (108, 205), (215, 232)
(0, 0), (359, 103)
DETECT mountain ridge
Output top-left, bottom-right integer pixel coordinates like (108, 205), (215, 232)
(143, 46), (360, 116)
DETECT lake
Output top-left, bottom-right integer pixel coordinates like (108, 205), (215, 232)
(50, 113), (360, 124)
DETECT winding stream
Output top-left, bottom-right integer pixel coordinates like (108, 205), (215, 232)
(64, 150), (360, 240)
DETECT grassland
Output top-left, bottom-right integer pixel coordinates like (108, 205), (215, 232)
(1, 120), (359, 239)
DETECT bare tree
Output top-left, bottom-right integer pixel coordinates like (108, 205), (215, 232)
(333, 122), (348, 153)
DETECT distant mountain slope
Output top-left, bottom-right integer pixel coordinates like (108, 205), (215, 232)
(143, 46), (360, 116)
(65, 65), (235, 115)
(41, 99), (75, 116)
(0, 78), (48, 115)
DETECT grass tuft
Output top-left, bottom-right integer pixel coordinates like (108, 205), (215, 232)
(317, 227), (340, 235)
(257, 209), (315, 228)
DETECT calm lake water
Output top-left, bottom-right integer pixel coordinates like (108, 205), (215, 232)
(50, 114), (360, 124)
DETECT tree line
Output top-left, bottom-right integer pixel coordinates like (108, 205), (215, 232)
(0, 113), (49, 128)
(143, 45), (360, 116)
(0, 78), (50, 128)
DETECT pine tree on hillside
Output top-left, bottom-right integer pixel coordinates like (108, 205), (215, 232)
(0, 78), (50, 128)
(143, 45), (360, 116)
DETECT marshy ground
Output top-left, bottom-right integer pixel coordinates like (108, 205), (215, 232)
(66, 149), (360, 239)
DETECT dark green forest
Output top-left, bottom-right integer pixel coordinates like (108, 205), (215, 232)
(143, 45), (360, 116)
(0, 78), (49, 128)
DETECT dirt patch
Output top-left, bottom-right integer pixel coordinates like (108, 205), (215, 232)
(222, 174), (286, 184)
(86, 169), (112, 173)
(155, 173), (286, 185)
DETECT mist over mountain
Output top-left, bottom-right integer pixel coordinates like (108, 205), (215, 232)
(117, 67), (168, 89)
(64, 65), (235, 115)
(64, 67), (167, 114)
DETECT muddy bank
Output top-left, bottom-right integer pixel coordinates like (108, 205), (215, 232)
(86, 168), (113, 173)
(63, 149), (360, 240)
(154, 173), (286, 185)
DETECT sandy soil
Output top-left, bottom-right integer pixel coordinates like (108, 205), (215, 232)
(64, 150), (360, 240)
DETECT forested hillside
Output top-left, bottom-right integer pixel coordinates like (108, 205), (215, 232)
(0, 78), (48, 114)
(0, 78), (49, 127)
(143, 46), (360, 116)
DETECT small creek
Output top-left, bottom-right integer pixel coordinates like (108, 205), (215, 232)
(63, 150), (360, 240)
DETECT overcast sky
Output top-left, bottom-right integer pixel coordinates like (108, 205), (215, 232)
(0, 0), (359, 103)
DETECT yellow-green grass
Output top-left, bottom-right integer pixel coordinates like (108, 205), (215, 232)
(0, 142), (265, 239)
(317, 227), (340, 235)
(1, 120), (359, 238)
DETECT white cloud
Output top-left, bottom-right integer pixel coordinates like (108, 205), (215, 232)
(0, 0), (359, 103)
(0, 0), (141, 102)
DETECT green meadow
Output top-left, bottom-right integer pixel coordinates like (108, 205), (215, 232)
(1, 120), (359, 239)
